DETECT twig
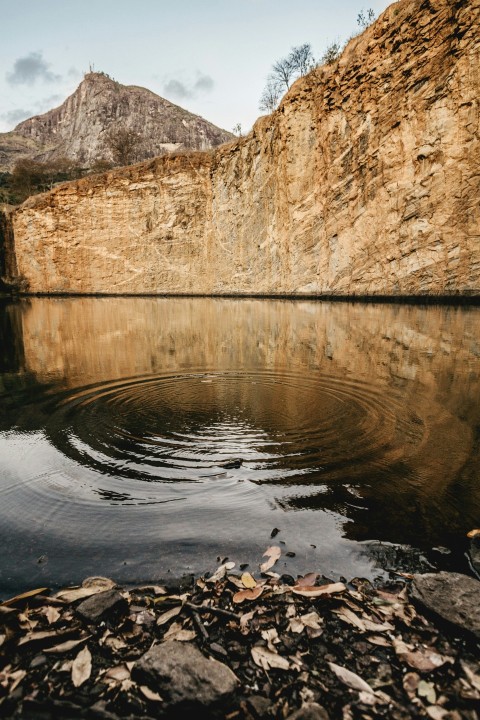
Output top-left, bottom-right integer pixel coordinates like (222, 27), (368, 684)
(189, 609), (209, 643)
(185, 602), (241, 622)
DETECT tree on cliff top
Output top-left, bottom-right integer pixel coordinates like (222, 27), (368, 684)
(259, 43), (315, 113)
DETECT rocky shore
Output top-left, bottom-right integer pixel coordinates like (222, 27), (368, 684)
(1, 549), (479, 719)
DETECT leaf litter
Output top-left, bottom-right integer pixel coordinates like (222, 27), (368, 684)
(0, 549), (479, 719)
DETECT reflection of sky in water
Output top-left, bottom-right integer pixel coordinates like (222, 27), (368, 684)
(0, 297), (479, 595)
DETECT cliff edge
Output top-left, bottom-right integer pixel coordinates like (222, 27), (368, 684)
(6, 0), (480, 296)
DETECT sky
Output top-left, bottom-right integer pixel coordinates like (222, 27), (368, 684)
(0, 0), (393, 135)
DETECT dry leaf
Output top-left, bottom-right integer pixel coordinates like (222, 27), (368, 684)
(426, 707), (448, 720)
(104, 636), (127, 652)
(394, 638), (452, 672)
(289, 611), (323, 634)
(467, 529), (480, 538)
(104, 665), (130, 682)
(44, 606), (61, 624)
(44, 636), (90, 654)
(333, 608), (366, 632)
(261, 628), (279, 651)
(241, 572), (257, 588)
(71, 645), (92, 687)
(328, 662), (374, 694)
(362, 618), (394, 633)
(140, 685), (163, 702)
(233, 586), (263, 604)
(260, 546), (281, 573)
(56, 577), (115, 603)
(18, 630), (65, 647)
(251, 646), (290, 671)
(292, 582), (346, 598)
(367, 635), (391, 647)
(461, 661), (480, 692)
(3, 588), (49, 607)
(403, 671), (420, 699)
(206, 562), (236, 583)
(157, 606), (182, 626)
(163, 622), (196, 642)
(295, 572), (319, 587)
(417, 680), (436, 704)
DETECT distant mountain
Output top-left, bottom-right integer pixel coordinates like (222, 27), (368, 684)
(0, 72), (233, 172)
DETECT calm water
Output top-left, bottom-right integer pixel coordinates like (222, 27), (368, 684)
(0, 297), (479, 596)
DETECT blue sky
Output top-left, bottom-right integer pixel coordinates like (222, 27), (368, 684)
(0, 0), (393, 135)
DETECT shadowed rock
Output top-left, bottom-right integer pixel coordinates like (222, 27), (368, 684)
(411, 572), (480, 639)
(133, 641), (238, 716)
(76, 589), (127, 623)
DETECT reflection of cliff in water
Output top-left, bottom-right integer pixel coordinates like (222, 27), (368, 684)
(2, 297), (480, 554)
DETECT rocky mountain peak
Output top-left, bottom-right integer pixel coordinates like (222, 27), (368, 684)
(0, 72), (233, 170)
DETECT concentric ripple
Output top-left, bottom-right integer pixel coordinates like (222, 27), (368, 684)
(43, 369), (411, 493)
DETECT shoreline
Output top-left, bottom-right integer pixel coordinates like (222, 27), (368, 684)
(1, 555), (479, 719)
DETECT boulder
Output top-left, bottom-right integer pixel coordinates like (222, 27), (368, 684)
(411, 572), (480, 639)
(76, 589), (127, 624)
(133, 641), (238, 716)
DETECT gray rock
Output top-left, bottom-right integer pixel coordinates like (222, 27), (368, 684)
(246, 694), (272, 718)
(133, 641), (238, 715)
(287, 702), (330, 720)
(76, 589), (127, 623)
(411, 572), (480, 639)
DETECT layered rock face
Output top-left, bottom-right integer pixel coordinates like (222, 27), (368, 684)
(6, 0), (480, 296)
(0, 73), (232, 171)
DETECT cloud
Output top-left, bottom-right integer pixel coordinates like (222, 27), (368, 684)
(163, 73), (214, 101)
(2, 108), (33, 126)
(6, 52), (61, 86)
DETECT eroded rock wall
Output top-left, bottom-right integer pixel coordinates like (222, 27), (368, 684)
(10, 0), (480, 296)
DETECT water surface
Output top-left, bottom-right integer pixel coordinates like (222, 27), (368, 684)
(1, 297), (479, 595)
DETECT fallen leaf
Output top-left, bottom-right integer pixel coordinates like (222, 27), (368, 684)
(292, 582), (346, 598)
(393, 638), (452, 672)
(467, 529), (480, 538)
(56, 577), (115, 603)
(239, 610), (255, 631)
(206, 562), (236, 583)
(157, 606), (182, 626)
(251, 646), (290, 671)
(417, 680), (436, 704)
(71, 645), (92, 688)
(260, 546), (281, 573)
(403, 672), (420, 699)
(140, 685), (163, 702)
(261, 628), (279, 651)
(44, 636), (90, 654)
(426, 707), (448, 720)
(328, 662), (374, 694)
(44, 606), (61, 624)
(461, 661), (480, 692)
(163, 622), (196, 642)
(104, 636), (127, 652)
(367, 635), (391, 647)
(18, 630), (66, 647)
(333, 608), (366, 632)
(289, 611), (323, 634)
(233, 586), (263, 604)
(295, 572), (319, 587)
(3, 588), (49, 607)
(362, 618), (394, 633)
(104, 665), (130, 682)
(241, 572), (257, 589)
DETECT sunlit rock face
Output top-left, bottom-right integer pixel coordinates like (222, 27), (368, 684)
(7, 0), (480, 296)
(0, 72), (233, 171)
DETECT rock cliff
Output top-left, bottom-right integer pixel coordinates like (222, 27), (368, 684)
(3, 0), (480, 296)
(0, 73), (232, 171)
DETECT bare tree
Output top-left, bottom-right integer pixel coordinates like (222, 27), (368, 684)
(260, 43), (315, 114)
(259, 76), (283, 113)
(321, 41), (342, 65)
(104, 126), (142, 167)
(357, 8), (375, 29)
(289, 43), (315, 78)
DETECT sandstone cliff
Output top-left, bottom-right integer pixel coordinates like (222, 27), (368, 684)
(4, 0), (480, 296)
(0, 73), (232, 171)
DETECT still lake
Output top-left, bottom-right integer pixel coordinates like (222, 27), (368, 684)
(0, 297), (479, 596)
